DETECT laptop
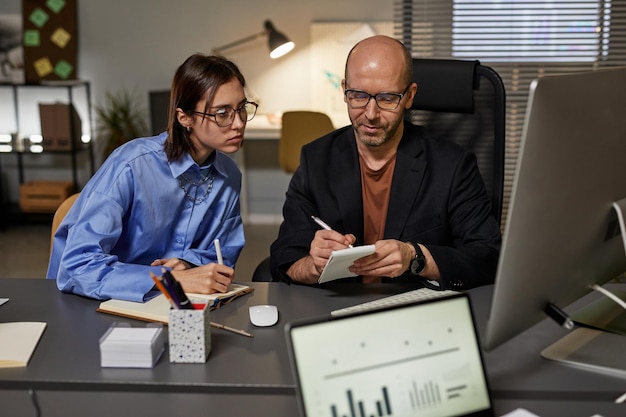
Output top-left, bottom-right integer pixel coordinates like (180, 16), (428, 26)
(285, 292), (495, 417)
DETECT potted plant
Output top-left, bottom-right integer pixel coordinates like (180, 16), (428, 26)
(95, 88), (149, 160)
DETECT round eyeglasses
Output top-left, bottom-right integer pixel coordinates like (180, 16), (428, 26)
(344, 85), (410, 111)
(191, 101), (259, 127)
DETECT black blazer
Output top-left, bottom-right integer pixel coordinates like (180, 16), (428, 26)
(270, 121), (501, 289)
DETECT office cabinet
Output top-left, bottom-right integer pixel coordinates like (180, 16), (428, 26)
(0, 81), (94, 223)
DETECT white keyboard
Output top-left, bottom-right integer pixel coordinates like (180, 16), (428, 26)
(330, 287), (460, 318)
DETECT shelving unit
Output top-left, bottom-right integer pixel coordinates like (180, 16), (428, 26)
(0, 81), (95, 227)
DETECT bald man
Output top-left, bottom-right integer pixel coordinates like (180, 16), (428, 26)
(270, 35), (501, 290)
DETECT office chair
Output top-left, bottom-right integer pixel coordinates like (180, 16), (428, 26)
(278, 111), (334, 173)
(50, 193), (80, 255)
(251, 256), (273, 282)
(251, 111), (334, 282)
(407, 58), (506, 225)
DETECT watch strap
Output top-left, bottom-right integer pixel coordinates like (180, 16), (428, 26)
(408, 241), (426, 275)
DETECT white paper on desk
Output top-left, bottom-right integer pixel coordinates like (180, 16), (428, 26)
(0, 322), (47, 368)
(318, 245), (375, 284)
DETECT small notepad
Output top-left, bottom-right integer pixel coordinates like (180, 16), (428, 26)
(318, 245), (376, 283)
(0, 322), (47, 368)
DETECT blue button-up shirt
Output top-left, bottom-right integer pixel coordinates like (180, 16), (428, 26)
(47, 132), (245, 302)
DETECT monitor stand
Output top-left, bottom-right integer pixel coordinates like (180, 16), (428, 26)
(541, 327), (625, 378)
(541, 198), (626, 379)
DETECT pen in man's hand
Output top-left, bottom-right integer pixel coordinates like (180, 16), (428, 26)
(311, 215), (332, 230)
(310, 216), (353, 248)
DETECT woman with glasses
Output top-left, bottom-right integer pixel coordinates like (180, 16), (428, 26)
(48, 54), (257, 302)
(270, 36), (501, 290)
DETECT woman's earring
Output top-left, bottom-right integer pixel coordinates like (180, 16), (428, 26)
(186, 126), (190, 132)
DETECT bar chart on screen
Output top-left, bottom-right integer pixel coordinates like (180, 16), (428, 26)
(288, 297), (492, 417)
(328, 381), (463, 416)
(318, 362), (483, 417)
(329, 387), (392, 417)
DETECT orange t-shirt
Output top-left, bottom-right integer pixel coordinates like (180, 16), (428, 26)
(359, 153), (396, 283)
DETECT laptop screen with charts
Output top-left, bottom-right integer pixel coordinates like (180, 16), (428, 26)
(285, 293), (494, 417)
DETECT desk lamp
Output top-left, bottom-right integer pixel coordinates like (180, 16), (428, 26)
(212, 20), (295, 59)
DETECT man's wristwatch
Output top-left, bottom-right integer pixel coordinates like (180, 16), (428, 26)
(408, 242), (426, 276)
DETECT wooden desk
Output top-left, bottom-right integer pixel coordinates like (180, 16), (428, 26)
(0, 279), (624, 416)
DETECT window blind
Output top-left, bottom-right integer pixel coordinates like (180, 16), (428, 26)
(394, 0), (626, 226)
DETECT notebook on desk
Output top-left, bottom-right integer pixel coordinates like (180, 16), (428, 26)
(285, 292), (495, 417)
(97, 283), (253, 324)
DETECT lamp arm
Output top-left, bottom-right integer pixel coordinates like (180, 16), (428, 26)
(212, 30), (267, 55)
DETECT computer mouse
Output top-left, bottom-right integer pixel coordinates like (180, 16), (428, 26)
(249, 305), (279, 327)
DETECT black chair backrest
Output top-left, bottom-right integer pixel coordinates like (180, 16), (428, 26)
(407, 58), (506, 225)
(252, 256), (273, 282)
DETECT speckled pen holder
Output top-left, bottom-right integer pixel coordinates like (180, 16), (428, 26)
(168, 303), (211, 363)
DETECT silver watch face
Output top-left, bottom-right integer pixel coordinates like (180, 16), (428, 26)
(411, 256), (425, 275)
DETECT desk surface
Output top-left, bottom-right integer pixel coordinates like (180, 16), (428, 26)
(1, 279), (625, 415)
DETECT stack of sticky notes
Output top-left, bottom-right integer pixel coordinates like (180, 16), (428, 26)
(99, 323), (165, 368)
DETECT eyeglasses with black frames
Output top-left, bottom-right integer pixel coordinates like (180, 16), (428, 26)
(191, 101), (259, 127)
(344, 85), (411, 111)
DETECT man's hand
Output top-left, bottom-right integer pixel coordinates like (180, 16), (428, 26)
(286, 230), (356, 284)
(350, 240), (440, 280)
(309, 229), (356, 274)
(349, 240), (413, 278)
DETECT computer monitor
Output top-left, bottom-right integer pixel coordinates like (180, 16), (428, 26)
(483, 66), (626, 351)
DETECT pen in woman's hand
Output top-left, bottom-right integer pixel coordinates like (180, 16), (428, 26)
(214, 239), (224, 265)
(310, 216), (353, 248)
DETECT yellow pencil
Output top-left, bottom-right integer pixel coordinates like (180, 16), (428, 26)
(210, 321), (254, 338)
